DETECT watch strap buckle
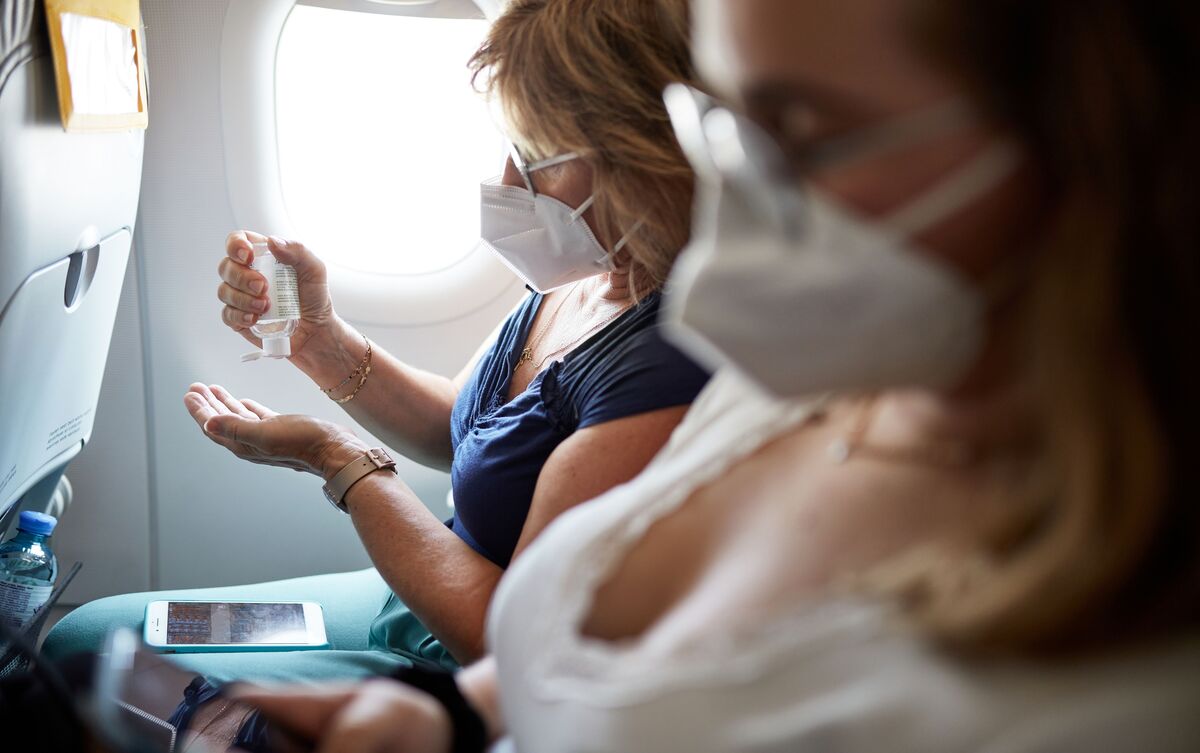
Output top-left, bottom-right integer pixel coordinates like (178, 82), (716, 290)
(322, 447), (396, 514)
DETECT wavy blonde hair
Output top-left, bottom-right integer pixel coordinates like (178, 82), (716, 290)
(468, 0), (700, 299)
(884, 0), (1200, 655)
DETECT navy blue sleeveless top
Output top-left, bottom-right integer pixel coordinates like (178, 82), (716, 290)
(448, 290), (710, 568)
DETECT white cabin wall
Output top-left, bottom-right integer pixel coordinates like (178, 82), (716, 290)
(54, 0), (521, 600)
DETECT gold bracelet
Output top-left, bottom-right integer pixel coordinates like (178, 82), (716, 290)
(332, 343), (373, 404)
(322, 335), (371, 395)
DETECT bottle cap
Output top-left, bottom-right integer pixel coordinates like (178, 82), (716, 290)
(17, 511), (57, 536)
(262, 336), (291, 358)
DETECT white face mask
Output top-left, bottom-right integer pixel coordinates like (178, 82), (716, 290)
(480, 148), (617, 294)
(662, 85), (1020, 397)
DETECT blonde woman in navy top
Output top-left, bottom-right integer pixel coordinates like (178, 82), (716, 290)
(44, 0), (709, 681)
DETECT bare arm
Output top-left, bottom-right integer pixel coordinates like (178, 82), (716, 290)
(186, 376), (688, 664)
(290, 315), (462, 471)
(334, 404), (690, 663)
(231, 656), (506, 752)
(220, 233), (508, 471)
(289, 296), (514, 471)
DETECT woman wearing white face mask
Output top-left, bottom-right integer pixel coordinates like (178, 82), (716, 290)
(44, 0), (710, 683)
(233, 0), (1200, 751)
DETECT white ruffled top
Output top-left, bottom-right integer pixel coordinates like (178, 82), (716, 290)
(487, 370), (1200, 753)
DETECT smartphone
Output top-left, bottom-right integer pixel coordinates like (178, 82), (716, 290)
(143, 600), (328, 652)
(94, 628), (313, 753)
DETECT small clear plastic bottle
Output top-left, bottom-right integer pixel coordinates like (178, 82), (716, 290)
(249, 242), (300, 359)
(0, 511), (58, 631)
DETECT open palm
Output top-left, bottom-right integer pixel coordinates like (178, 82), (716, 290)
(183, 383), (364, 478)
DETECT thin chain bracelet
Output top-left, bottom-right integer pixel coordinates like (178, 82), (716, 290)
(333, 342), (374, 404)
(322, 335), (372, 396)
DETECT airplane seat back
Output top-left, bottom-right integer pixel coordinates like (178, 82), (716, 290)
(0, 0), (145, 530)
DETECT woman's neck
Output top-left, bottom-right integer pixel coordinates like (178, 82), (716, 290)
(874, 327), (1035, 458)
(590, 266), (635, 304)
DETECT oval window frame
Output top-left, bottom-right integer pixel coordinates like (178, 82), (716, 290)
(220, 0), (521, 327)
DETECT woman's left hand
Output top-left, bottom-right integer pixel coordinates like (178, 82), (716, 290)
(183, 383), (367, 480)
(228, 680), (452, 753)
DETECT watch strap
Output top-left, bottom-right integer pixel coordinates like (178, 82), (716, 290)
(323, 448), (397, 513)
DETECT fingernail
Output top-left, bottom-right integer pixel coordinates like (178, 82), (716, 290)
(249, 279), (265, 295)
(242, 312), (256, 324)
(268, 235), (286, 248)
(254, 298), (270, 312)
(235, 248), (249, 264)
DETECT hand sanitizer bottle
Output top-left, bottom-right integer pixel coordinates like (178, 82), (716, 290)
(248, 242), (300, 359)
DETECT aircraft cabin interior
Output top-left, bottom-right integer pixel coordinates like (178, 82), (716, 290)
(1, 0), (1198, 751)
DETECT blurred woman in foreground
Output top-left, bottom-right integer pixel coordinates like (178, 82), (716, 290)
(238, 0), (1200, 750)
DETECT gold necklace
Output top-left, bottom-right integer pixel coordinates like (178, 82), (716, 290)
(827, 397), (977, 468)
(514, 283), (578, 374)
(514, 285), (633, 374)
(531, 303), (632, 371)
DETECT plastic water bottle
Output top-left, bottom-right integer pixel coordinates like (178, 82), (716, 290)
(248, 242), (300, 359)
(0, 512), (58, 631)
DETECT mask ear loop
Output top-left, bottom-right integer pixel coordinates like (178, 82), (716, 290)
(612, 217), (646, 254)
(567, 194), (616, 269)
(880, 141), (1023, 238)
(527, 151), (583, 172)
(881, 141), (1032, 315)
(568, 194), (596, 223)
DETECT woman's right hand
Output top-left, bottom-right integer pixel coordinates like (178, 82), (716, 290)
(221, 231), (336, 357)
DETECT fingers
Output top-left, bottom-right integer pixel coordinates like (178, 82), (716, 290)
(218, 240), (269, 333)
(241, 398), (278, 420)
(210, 384), (259, 420)
(226, 230), (268, 266)
(183, 387), (219, 430)
(204, 414), (258, 446)
(184, 387), (242, 454)
(267, 236), (326, 280)
(228, 685), (358, 740)
(219, 256), (268, 298)
(223, 304), (259, 330)
(218, 281), (270, 316)
(189, 383), (232, 417)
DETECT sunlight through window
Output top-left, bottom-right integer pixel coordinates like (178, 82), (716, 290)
(277, 7), (504, 276)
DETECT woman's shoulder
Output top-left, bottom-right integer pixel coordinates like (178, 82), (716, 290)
(548, 293), (712, 429)
(570, 291), (698, 373)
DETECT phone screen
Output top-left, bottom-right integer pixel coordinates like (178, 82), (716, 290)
(166, 602), (307, 645)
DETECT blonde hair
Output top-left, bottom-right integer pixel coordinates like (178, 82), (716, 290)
(884, 0), (1200, 655)
(469, 0), (700, 299)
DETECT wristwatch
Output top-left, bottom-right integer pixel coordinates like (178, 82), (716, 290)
(322, 448), (397, 513)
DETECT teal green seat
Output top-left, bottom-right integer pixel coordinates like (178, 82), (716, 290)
(42, 568), (456, 684)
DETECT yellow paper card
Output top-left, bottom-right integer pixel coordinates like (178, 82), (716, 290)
(44, 0), (148, 132)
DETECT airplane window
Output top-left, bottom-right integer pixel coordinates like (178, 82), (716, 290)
(276, 6), (504, 276)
